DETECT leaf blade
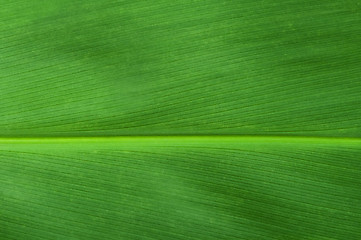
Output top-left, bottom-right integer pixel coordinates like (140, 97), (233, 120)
(1, 139), (361, 239)
(1, 1), (360, 137)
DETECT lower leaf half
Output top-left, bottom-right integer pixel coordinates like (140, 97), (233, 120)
(1, 137), (360, 239)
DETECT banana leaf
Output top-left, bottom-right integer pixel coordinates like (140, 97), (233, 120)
(1, 1), (361, 239)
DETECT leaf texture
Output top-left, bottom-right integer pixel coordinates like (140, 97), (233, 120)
(1, 1), (361, 136)
(1, 138), (361, 239)
(1, 1), (361, 240)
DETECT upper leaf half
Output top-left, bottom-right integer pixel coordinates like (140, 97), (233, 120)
(1, 1), (360, 137)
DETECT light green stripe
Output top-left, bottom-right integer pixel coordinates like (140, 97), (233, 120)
(0, 135), (361, 144)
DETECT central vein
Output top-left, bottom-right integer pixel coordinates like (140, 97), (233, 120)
(0, 135), (360, 145)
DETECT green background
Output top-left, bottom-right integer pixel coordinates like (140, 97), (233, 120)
(1, 1), (361, 239)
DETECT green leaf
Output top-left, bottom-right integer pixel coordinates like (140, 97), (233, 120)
(1, 1), (361, 239)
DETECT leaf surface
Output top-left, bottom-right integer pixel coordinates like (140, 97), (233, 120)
(1, 1), (361, 239)
(1, 1), (361, 136)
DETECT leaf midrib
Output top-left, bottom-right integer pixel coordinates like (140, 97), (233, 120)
(0, 135), (360, 144)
